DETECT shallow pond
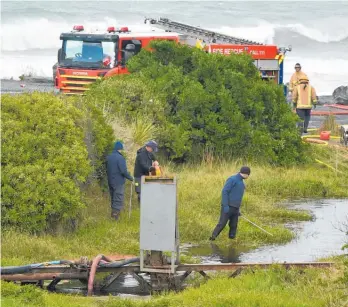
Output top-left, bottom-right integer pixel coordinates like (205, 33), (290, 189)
(185, 199), (348, 263)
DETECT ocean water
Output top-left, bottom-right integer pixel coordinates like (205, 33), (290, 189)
(1, 0), (348, 95)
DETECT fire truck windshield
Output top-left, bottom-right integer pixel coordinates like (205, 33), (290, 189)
(60, 40), (116, 69)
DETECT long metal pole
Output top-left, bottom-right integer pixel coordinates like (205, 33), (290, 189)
(240, 215), (273, 236)
(128, 182), (133, 219)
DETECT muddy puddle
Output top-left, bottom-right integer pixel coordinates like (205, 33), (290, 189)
(185, 199), (348, 263)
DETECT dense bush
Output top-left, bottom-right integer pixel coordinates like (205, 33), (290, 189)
(1, 93), (113, 232)
(86, 40), (305, 165)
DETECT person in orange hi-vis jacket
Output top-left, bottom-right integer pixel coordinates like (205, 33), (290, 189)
(289, 63), (308, 93)
(292, 76), (318, 134)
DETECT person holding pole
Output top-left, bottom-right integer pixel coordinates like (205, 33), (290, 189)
(209, 166), (251, 240)
(106, 141), (134, 221)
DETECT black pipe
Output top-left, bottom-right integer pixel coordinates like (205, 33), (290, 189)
(1, 260), (73, 275)
(1, 264), (42, 275)
(98, 258), (140, 268)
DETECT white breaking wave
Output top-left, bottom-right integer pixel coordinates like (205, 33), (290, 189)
(212, 20), (348, 44)
(284, 23), (348, 43)
(2, 17), (348, 52)
(212, 23), (276, 45)
(0, 17), (156, 52)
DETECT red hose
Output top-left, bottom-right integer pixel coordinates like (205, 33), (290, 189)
(323, 104), (348, 110)
(87, 254), (112, 296)
(311, 110), (348, 115)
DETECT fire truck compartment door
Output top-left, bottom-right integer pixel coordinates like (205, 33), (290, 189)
(254, 59), (279, 71)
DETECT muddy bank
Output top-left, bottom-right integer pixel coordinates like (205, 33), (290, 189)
(185, 199), (348, 263)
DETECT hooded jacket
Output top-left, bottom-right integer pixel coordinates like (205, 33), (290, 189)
(221, 173), (246, 209)
(134, 147), (156, 178)
(106, 150), (133, 186)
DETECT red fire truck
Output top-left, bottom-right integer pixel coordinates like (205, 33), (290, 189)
(54, 25), (178, 94)
(54, 18), (291, 95)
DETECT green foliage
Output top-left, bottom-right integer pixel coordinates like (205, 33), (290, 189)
(86, 40), (305, 165)
(131, 116), (158, 147)
(1, 281), (45, 307)
(1, 93), (113, 233)
(76, 97), (114, 179)
(2, 265), (346, 307)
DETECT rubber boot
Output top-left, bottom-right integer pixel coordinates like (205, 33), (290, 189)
(111, 209), (120, 221)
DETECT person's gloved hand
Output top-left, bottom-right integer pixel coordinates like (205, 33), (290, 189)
(134, 182), (139, 187)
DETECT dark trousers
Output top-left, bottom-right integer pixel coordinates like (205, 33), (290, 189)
(212, 206), (240, 239)
(109, 184), (125, 212)
(134, 177), (141, 204)
(296, 108), (311, 132)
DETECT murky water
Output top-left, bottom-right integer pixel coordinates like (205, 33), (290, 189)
(56, 199), (347, 296)
(186, 199), (348, 263)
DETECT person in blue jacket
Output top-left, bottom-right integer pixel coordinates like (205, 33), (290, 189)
(106, 141), (134, 220)
(210, 166), (251, 240)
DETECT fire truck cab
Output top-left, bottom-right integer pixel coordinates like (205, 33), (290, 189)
(54, 25), (179, 94)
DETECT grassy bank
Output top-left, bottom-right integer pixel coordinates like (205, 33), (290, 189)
(2, 156), (347, 266)
(2, 261), (347, 307)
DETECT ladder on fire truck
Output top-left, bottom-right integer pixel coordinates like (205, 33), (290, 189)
(144, 17), (263, 46)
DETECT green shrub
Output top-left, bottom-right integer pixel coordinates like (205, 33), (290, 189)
(86, 40), (305, 165)
(1, 93), (113, 233)
(1, 281), (45, 307)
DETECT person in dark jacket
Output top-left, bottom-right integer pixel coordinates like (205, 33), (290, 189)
(133, 140), (158, 204)
(106, 141), (133, 220)
(210, 166), (251, 240)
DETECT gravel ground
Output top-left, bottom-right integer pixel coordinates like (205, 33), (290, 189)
(1, 78), (55, 94)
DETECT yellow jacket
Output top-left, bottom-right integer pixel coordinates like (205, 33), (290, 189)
(289, 71), (308, 92)
(292, 82), (317, 109)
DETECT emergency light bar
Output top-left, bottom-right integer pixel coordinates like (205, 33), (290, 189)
(107, 26), (130, 33)
(107, 26), (116, 33)
(73, 25), (84, 32)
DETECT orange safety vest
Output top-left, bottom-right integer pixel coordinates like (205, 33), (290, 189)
(292, 83), (317, 109)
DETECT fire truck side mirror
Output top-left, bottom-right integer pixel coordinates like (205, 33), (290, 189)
(57, 48), (63, 62)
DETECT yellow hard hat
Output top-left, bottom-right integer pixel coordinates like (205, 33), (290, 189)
(299, 76), (309, 82)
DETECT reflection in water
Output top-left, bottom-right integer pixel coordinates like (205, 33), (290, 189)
(187, 199), (348, 263)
